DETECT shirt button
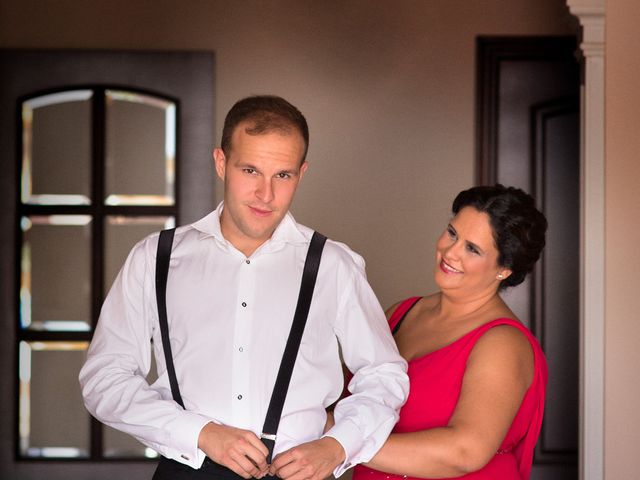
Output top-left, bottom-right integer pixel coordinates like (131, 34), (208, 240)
(237, 394), (243, 400)
(241, 302), (247, 307)
(239, 346), (244, 352)
(245, 259), (251, 264)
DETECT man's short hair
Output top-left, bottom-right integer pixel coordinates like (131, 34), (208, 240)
(221, 95), (310, 163)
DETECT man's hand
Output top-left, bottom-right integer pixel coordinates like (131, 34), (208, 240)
(198, 422), (269, 479)
(269, 436), (346, 480)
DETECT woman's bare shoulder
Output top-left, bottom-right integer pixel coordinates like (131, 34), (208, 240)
(469, 321), (535, 386)
(477, 322), (531, 352)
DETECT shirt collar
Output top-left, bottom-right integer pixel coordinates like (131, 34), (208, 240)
(191, 202), (308, 252)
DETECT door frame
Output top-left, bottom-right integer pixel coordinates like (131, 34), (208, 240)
(475, 2), (607, 473)
(565, 2), (606, 479)
(476, 35), (581, 474)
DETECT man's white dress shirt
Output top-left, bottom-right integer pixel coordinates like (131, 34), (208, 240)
(79, 204), (408, 475)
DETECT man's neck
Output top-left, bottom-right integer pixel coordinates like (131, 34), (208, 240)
(220, 228), (268, 257)
(233, 240), (263, 258)
(219, 223), (272, 258)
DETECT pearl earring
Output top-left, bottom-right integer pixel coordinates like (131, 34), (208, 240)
(497, 274), (504, 279)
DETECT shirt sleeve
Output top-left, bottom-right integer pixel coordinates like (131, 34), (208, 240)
(78, 235), (213, 469)
(323, 255), (409, 477)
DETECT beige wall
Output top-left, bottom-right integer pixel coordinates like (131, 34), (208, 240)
(604, 0), (640, 477)
(0, 0), (574, 307)
(4, 1), (640, 477)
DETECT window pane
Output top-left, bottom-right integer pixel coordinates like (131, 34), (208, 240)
(20, 215), (92, 331)
(19, 341), (90, 458)
(21, 90), (92, 205)
(104, 216), (175, 293)
(103, 348), (159, 458)
(105, 90), (176, 206)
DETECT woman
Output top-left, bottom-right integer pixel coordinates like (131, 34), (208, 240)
(353, 184), (548, 479)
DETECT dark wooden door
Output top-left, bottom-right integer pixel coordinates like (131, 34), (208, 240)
(476, 37), (580, 479)
(0, 50), (214, 480)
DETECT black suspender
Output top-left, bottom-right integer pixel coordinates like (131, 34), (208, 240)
(260, 231), (326, 461)
(156, 227), (184, 408)
(155, 229), (327, 462)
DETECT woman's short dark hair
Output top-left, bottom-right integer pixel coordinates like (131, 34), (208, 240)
(221, 95), (309, 164)
(452, 184), (548, 289)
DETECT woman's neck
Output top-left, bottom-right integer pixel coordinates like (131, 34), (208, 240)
(435, 288), (504, 321)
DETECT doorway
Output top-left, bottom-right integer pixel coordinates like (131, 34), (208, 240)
(476, 36), (580, 479)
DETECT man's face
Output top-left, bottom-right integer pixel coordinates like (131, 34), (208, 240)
(214, 123), (308, 256)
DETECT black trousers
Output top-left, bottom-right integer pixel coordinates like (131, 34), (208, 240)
(153, 457), (277, 480)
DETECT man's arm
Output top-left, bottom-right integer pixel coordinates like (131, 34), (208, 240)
(79, 236), (216, 469)
(270, 254), (409, 479)
(326, 265), (409, 476)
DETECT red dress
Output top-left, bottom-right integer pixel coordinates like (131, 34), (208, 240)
(352, 297), (548, 480)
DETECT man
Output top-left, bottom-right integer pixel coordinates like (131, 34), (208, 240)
(79, 95), (408, 480)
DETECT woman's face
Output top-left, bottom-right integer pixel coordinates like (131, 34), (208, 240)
(434, 206), (511, 296)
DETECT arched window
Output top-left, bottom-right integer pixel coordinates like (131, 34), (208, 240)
(17, 86), (178, 460)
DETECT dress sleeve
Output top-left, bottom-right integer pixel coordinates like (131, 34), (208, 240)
(78, 235), (214, 469)
(512, 324), (548, 479)
(469, 319), (548, 479)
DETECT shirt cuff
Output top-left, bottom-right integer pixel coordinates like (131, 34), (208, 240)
(166, 411), (216, 469)
(322, 420), (362, 477)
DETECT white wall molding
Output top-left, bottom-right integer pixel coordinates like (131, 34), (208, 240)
(565, 1), (605, 479)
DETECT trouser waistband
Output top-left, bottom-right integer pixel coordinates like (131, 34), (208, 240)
(154, 456), (278, 480)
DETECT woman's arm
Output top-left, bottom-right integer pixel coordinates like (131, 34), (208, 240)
(366, 325), (534, 478)
(323, 410), (335, 433)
